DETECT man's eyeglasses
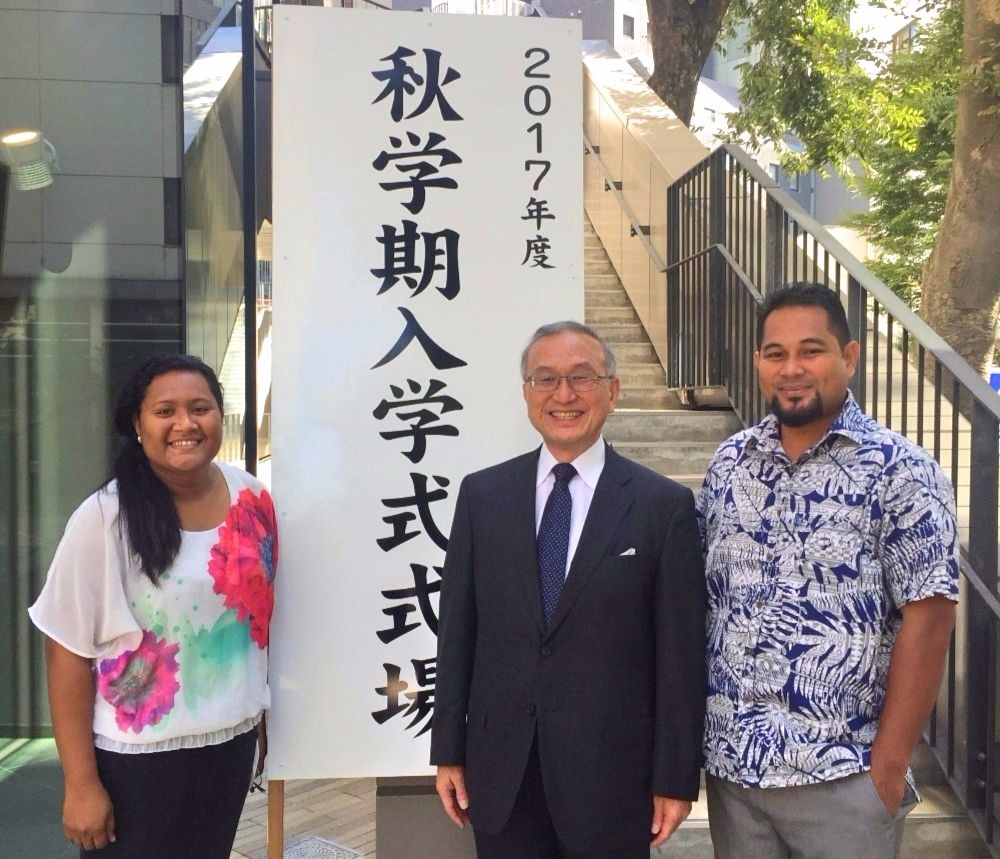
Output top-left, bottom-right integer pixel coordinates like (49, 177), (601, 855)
(524, 373), (613, 393)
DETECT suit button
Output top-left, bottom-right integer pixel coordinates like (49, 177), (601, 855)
(527, 704), (537, 716)
(540, 646), (552, 657)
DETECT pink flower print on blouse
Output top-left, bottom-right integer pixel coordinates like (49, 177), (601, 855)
(208, 488), (278, 648)
(98, 630), (181, 732)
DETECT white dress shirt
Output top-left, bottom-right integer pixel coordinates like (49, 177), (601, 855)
(535, 437), (607, 577)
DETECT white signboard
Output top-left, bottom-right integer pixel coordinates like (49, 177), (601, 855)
(270, 7), (583, 777)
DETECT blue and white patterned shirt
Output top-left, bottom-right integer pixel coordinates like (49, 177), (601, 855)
(697, 392), (959, 788)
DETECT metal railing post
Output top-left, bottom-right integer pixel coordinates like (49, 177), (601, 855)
(764, 195), (784, 294)
(846, 275), (867, 409)
(708, 152), (727, 385)
(241, 0), (258, 476)
(965, 402), (1000, 820)
(666, 184), (680, 387)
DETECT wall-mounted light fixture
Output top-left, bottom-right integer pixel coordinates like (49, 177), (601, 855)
(0, 129), (59, 191)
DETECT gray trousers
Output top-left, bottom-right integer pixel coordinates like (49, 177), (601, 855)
(706, 772), (919, 859)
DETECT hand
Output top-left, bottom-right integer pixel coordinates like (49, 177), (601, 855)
(63, 779), (116, 851)
(869, 757), (906, 816)
(435, 765), (470, 828)
(650, 795), (690, 847)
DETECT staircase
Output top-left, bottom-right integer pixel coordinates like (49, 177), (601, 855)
(583, 216), (741, 492)
(582, 214), (992, 859)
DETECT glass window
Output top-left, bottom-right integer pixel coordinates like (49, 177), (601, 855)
(0, 3), (190, 735)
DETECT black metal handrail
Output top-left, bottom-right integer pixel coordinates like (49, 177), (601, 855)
(665, 244), (766, 425)
(659, 142), (1000, 852)
(668, 145), (1000, 415)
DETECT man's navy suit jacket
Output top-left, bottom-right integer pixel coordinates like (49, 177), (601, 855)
(430, 444), (707, 852)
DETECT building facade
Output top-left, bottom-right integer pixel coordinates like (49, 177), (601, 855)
(0, 0), (220, 736)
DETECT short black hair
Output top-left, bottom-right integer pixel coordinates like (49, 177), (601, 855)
(756, 282), (852, 348)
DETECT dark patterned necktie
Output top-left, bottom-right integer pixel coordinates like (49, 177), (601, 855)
(537, 462), (576, 625)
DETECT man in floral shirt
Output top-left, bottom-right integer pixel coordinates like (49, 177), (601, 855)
(697, 283), (959, 858)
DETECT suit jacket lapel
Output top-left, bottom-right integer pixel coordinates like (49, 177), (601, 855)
(508, 448), (546, 634)
(544, 446), (634, 638)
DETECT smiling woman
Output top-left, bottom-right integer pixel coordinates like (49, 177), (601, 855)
(27, 354), (278, 859)
(133, 370), (225, 497)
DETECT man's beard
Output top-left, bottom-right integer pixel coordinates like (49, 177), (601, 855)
(770, 392), (823, 427)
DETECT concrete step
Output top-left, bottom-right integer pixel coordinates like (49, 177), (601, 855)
(605, 409), (742, 443)
(586, 306), (641, 325)
(610, 441), (719, 476)
(608, 341), (660, 363)
(585, 258), (616, 275)
(618, 363), (667, 387)
(585, 289), (632, 308)
(616, 386), (685, 409)
(585, 273), (625, 289)
(591, 322), (647, 343)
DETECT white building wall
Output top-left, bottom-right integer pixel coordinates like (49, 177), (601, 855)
(613, 0), (649, 67)
(851, 0), (926, 40)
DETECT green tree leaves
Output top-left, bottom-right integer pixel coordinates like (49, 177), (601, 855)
(725, 0), (961, 305)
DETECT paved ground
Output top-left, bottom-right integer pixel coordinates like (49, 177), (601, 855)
(233, 777), (375, 858)
(1, 737), (992, 858)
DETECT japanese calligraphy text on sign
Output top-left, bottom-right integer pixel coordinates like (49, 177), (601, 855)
(270, 7), (582, 778)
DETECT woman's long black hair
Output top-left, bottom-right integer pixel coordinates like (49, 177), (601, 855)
(108, 354), (224, 583)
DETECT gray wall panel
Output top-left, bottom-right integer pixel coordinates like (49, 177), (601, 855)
(0, 77), (41, 134)
(39, 0), (170, 13)
(3, 241), (179, 279)
(40, 11), (161, 83)
(43, 175), (165, 245)
(542, 0), (611, 40)
(2, 185), (42, 243)
(41, 81), (168, 177)
(161, 84), (180, 177)
(815, 177), (867, 225)
(184, 62), (243, 376)
(0, 10), (41, 78)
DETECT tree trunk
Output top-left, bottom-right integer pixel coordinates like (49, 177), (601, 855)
(919, 0), (1000, 375)
(645, 0), (732, 124)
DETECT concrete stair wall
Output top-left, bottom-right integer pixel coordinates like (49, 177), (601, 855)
(584, 215), (738, 490)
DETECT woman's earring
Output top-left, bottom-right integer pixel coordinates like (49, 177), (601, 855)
(137, 435), (142, 445)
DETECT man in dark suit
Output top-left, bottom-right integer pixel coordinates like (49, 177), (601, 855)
(431, 321), (706, 857)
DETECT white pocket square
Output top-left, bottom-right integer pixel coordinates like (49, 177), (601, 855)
(619, 548), (636, 556)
